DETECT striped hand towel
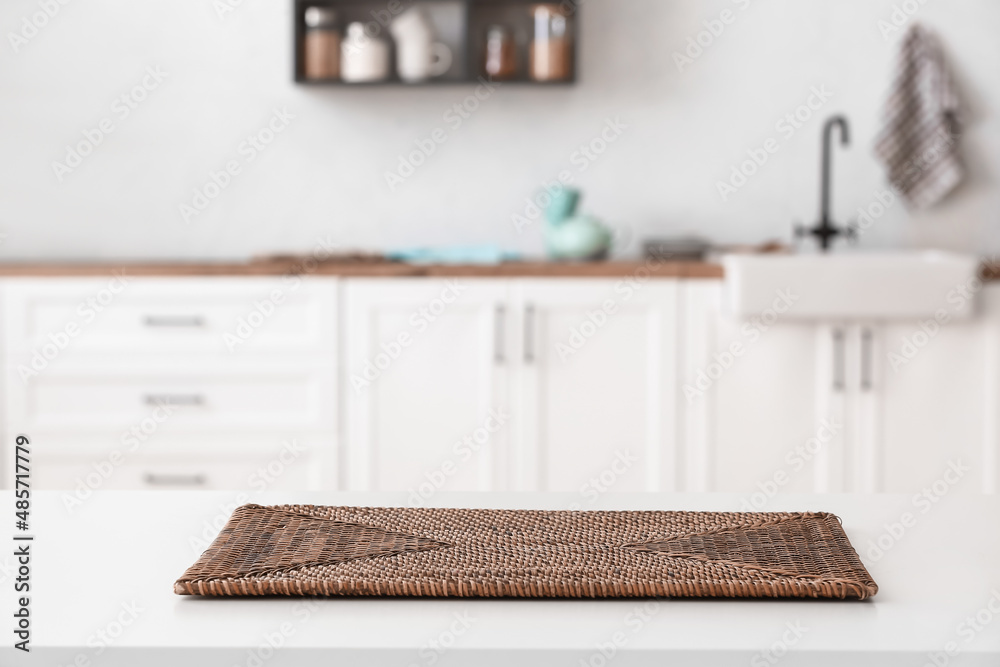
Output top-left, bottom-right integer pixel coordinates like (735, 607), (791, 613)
(874, 24), (964, 209)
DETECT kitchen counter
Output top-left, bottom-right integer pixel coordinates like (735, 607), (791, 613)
(3, 491), (998, 667)
(0, 257), (994, 280)
(0, 259), (725, 278)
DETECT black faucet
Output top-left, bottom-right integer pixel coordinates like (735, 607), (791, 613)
(796, 115), (854, 252)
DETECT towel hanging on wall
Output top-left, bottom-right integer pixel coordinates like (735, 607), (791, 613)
(874, 24), (964, 209)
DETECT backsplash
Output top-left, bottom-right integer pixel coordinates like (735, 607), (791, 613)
(1, 0), (998, 260)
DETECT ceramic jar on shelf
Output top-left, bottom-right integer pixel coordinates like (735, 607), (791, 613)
(530, 4), (573, 82)
(484, 24), (517, 80)
(341, 22), (391, 83)
(302, 6), (341, 80)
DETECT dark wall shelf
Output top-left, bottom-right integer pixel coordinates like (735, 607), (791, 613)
(293, 0), (579, 86)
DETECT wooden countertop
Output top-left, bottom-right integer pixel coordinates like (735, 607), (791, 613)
(0, 259), (993, 281)
(0, 259), (725, 278)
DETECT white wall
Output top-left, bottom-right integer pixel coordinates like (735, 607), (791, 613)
(0, 0), (998, 260)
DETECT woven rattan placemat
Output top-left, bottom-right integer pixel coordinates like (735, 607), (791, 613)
(175, 504), (878, 600)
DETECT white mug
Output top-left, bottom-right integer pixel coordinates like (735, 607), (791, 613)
(341, 22), (390, 83)
(396, 39), (452, 82)
(390, 8), (452, 82)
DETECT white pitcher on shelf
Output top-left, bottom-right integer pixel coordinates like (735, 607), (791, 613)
(390, 7), (453, 83)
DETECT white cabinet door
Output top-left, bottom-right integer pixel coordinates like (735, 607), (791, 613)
(866, 318), (990, 494)
(984, 285), (1000, 495)
(343, 279), (511, 498)
(685, 281), (846, 497)
(690, 279), (993, 496)
(511, 279), (678, 496)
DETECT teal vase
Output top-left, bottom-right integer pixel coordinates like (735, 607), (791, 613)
(543, 188), (612, 261)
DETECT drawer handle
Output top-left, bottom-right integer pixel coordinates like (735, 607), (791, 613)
(524, 304), (536, 364)
(494, 305), (506, 365)
(832, 328), (845, 393)
(143, 394), (205, 407)
(861, 328), (874, 392)
(143, 473), (207, 487)
(143, 315), (206, 328)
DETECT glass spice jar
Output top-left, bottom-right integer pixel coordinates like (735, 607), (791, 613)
(530, 4), (572, 82)
(303, 6), (340, 80)
(484, 24), (517, 81)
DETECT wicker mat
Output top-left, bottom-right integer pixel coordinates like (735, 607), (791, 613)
(174, 504), (878, 600)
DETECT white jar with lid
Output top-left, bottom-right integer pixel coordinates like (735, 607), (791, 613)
(341, 22), (390, 83)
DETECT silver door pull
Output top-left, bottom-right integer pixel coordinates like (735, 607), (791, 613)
(143, 315), (206, 328)
(833, 328), (846, 392)
(861, 328), (874, 391)
(524, 304), (536, 364)
(143, 473), (207, 487)
(494, 305), (506, 365)
(143, 394), (205, 407)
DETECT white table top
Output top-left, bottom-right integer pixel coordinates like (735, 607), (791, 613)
(2, 491), (998, 667)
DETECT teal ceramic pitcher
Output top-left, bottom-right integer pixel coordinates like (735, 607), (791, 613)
(543, 188), (613, 261)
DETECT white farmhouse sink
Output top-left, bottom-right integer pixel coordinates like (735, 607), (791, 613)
(721, 251), (981, 321)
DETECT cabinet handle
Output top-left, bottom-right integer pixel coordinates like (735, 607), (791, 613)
(143, 315), (206, 328)
(143, 473), (207, 487)
(832, 328), (846, 392)
(494, 305), (506, 365)
(143, 394), (205, 407)
(524, 304), (536, 364)
(861, 328), (874, 392)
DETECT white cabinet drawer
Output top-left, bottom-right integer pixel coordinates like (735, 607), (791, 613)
(33, 455), (318, 492)
(8, 362), (336, 432)
(2, 277), (337, 356)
